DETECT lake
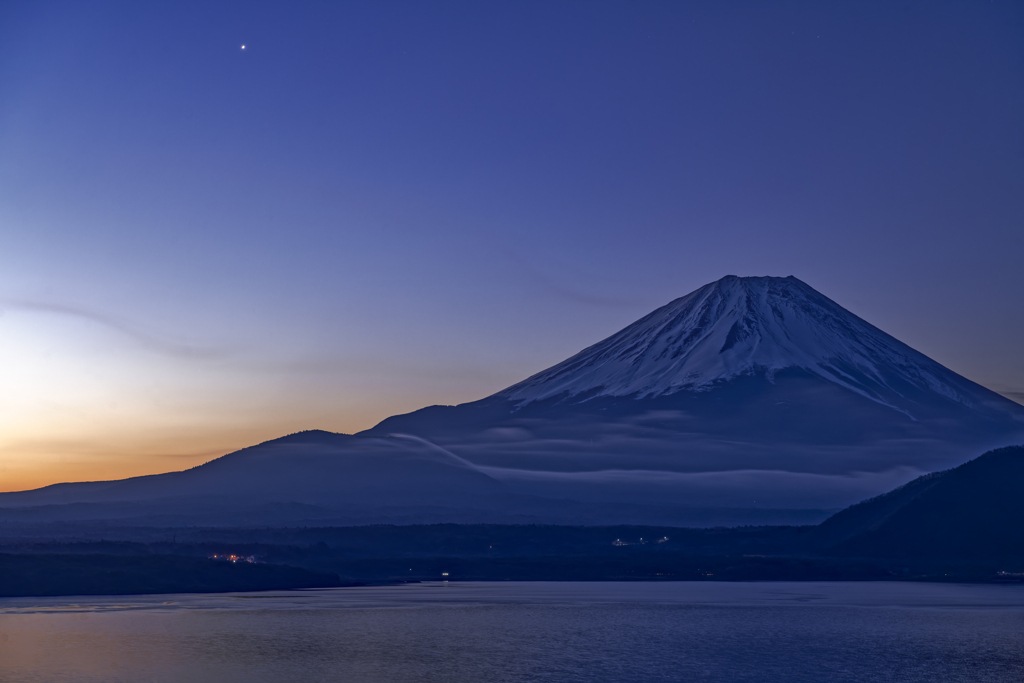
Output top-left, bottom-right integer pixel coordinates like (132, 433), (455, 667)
(1, 581), (1023, 682)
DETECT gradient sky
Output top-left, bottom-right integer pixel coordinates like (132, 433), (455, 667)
(1, 0), (1022, 492)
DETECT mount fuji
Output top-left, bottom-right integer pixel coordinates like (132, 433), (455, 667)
(2, 276), (1022, 527)
(363, 275), (1024, 511)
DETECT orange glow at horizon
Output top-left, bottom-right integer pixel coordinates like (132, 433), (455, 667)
(0, 305), (516, 493)
(0, 406), (410, 493)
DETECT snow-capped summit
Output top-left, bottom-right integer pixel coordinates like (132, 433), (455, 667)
(497, 275), (1007, 418)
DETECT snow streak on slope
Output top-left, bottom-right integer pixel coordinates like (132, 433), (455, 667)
(498, 276), (998, 415)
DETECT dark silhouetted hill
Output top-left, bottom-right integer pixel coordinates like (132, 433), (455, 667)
(818, 445), (1024, 561)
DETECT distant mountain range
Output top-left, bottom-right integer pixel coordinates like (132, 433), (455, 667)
(2, 275), (1022, 527)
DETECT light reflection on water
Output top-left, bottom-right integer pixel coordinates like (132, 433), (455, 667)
(1, 581), (1023, 682)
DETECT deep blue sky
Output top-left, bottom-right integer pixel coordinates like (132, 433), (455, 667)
(1, 0), (1022, 488)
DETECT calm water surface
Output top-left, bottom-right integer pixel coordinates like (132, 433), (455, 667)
(1, 581), (1023, 682)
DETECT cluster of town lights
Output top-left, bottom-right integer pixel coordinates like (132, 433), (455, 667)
(209, 554), (258, 564)
(612, 536), (670, 546)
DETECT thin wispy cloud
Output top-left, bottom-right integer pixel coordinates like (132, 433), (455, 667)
(389, 433), (488, 472)
(0, 298), (233, 360)
(496, 244), (644, 309)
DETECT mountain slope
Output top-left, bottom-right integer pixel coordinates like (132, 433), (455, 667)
(0, 431), (508, 509)
(3, 275), (1022, 525)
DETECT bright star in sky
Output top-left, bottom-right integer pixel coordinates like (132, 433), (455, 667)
(241, 44), (245, 50)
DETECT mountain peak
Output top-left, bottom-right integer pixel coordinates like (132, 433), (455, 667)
(495, 276), (1012, 418)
